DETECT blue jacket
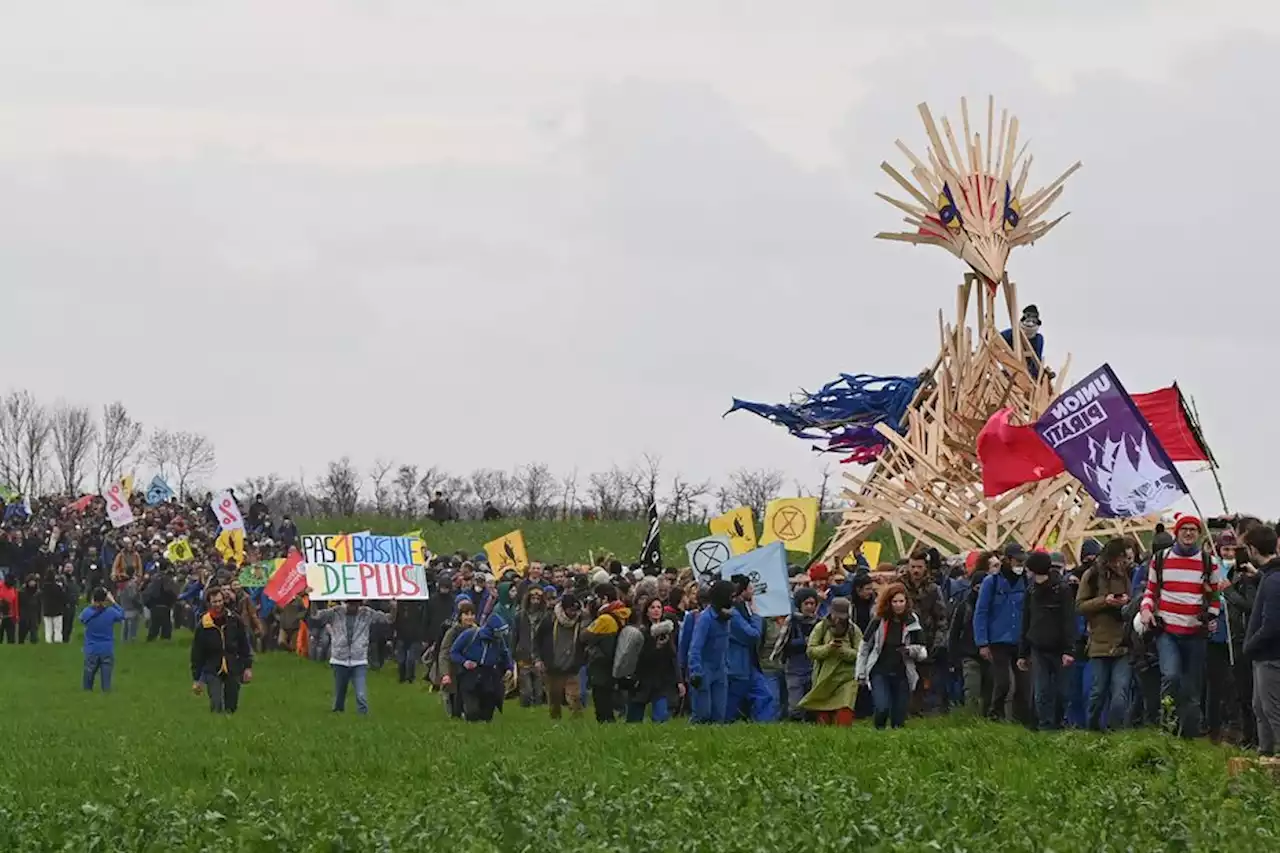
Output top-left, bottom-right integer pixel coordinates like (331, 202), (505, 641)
(1129, 561), (1149, 602)
(1244, 560), (1280, 662)
(783, 614), (818, 677)
(450, 613), (511, 670)
(726, 605), (762, 679)
(677, 610), (698, 676)
(974, 571), (1026, 647)
(79, 604), (125, 656)
(688, 605), (729, 682)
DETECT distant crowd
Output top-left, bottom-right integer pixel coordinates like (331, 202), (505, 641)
(2, 491), (1278, 758)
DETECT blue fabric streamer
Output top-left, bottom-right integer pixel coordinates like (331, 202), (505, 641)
(726, 373), (920, 460)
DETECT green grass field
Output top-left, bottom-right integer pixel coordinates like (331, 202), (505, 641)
(297, 517), (873, 566)
(4, 637), (1278, 852)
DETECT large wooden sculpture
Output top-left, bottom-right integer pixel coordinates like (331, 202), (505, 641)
(825, 98), (1153, 563)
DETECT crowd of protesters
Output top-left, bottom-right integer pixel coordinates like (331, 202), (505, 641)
(2, 489), (1279, 756)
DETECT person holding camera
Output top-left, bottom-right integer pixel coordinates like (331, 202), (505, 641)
(79, 587), (125, 692)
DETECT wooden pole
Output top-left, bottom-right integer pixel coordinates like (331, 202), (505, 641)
(1188, 394), (1230, 514)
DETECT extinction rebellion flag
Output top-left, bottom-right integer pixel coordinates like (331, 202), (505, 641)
(636, 501), (663, 575)
(1033, 363), (1188, 517)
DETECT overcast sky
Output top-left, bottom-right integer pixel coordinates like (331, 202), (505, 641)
(1, 1), (1275, 514)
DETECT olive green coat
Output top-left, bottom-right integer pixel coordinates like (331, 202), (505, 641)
(797, 618), (862, 712)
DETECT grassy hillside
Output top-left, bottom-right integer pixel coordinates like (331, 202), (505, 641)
(1, 639), (1273, 852)
(296, 516), (887, 566)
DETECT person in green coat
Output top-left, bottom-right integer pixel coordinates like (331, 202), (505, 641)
(797, 598), (862, 725)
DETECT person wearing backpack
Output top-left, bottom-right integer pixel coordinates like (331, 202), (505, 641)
(770, 588), (821, 721)
(582, 584), (631, 723)
(449, 611), (512, 723)
(1138, 514), (1225, 738)
(1017, 553), (1077, 730)
(1077, 538), (1137, 731)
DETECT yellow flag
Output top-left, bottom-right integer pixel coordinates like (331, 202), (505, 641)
(215, 528), (246, 566)
(760, 497), (819, 554)
(484, 530), (529, 575)
(404, 531), (427, 565)
(841, 541), (883, 570)
(709, 507), (757, 555)
(120, 475), (135, 500)
(166, 538), (194, 563)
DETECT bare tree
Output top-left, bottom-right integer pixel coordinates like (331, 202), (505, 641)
(469, 468), (516, 515)
(146, 429), (176, 481)
(414, 465), (447, 508)
(515, 462), (556, 520)
(171, 431), (216, 498)
(317, 457), (361, 516)
(393, 464), (420, 517)
(815, 463), (835, 514)
(0, 391), (53, 495)
(19, 397), (52, 496)
(95, 402), (143, 492)
(559, 467), (580, 519)
(667, 474), (712, 523)
(436, 474), (474, 519)
(727, 467), (785, 520)
(50, 403), (97, 496)
(714, 486), (734, 515)
(236, 473), (310, 518)
(369, 458), (394, 515)
(586, 466), (631, 520)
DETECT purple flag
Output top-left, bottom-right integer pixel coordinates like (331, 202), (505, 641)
(1035, 364), (1188, 517)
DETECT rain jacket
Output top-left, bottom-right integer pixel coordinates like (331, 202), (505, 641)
(726, 606), (762, 680)
(687, 605), (729, 684)
(798, 617), (862, 711)
(450, 613), (512, 671)
(974, 570), (1026, 647)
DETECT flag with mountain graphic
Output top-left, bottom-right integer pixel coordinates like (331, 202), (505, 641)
(635, 501), (663, 575)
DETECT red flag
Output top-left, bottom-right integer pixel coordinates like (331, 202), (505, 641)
(978, 384), (1215, 497)
(264, 548), (307, 606)
(978, 408), (1065, 497)
(1129, 386), (1212, 463)
(67, 495), (94, 513)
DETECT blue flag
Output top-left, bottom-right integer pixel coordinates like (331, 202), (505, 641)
(716, 541), (790, 618)
(146, 475), (175, 506)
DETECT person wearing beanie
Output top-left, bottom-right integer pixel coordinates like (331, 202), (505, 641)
(724, 574), (778, 723)
(808, 563), (833, 616)
(855, 584), (926, 729)
(582, 585), (631, 723)
(1000, 303), (1047, 379)
(1139, 513), (1224, 738)
(770, 587), (821, 721)
(975, 544), (1030, 724)
(533, 592), (585, 720)
(1016, 553), (1077, 730)
(800, 596), (863, 725)
(688, 580), (734, 723)
(436, 597), (476, 718)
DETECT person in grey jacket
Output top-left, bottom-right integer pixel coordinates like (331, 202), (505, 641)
(312, 599), (392, 715)
(118, 576), (144, 642)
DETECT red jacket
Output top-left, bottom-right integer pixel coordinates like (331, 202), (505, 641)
(0, 584), (18, 622)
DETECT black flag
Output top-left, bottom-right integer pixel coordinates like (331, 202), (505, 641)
(636, 501), (663, 575)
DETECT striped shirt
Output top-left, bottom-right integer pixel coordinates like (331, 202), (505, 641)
(1140, 549), (1223, 636)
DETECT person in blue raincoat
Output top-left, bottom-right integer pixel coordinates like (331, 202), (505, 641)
(688, 580), (734, 723)
(725, 574), (778, 722)
(974, 545), (1029, 724)
(450, 611), (511, 722)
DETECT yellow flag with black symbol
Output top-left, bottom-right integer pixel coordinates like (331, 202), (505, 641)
(215, 528), (246, 566)
(709, 506), (757, 555)
(840, 540), (883, 570)
(166, 538), (194, 563)
(759, 497), (819, 554)
(484, 530), (529, 575)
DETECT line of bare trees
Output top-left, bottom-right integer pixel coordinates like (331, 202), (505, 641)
(237, 454), (843, 522)
(0, 390), (215, 499)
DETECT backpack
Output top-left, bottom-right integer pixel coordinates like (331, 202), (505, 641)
(1150, 549), (1214, 630)
(612, 624), (644, 681)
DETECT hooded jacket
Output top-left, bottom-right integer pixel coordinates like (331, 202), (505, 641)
(633, 616), (680, 701)
(450, 613), (512, 670)
(800, 615), (863, 711)
(855, 612), (927, 690)
(947, 579), (983, 660)
(1076, 561), (1132, 658)
(512, 591), (550, 663)
(687, 604), (730, 683)
(772, 590), (821, 677)
(903, 574), (947, 651)
(726, 604), (762, 680)
(0, 581), (18, 622)
(974, 569), (1026, 647)
(582, 601), (631, 684)
(533, 602), (583, 675)
(313, 605), (392, 667)
(190, 608), (254, 679)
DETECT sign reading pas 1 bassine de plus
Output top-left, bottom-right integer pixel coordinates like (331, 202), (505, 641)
(300, 533), (429, 600)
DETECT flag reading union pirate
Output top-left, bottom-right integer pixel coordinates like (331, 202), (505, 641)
(636, 501), (663, 575)
(1034, 363), (1188, 517)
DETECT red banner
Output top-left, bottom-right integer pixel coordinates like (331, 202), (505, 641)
(263, 548), (307, 606)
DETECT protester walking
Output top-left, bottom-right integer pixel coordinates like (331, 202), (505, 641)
(1017, 553), (1077, 731)
(450, 612), (512, 722)
(857, 585), (926, 729)
(975, 546), (1029, 723)
(797, 596), (862, 725)
(1243, 526), (1280, 756)
(190, 586), (254, 714)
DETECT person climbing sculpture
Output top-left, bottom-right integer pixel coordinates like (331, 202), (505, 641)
(1001, 304), (1053, 380)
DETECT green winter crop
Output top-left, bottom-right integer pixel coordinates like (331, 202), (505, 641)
(1, 639), (1276, 852)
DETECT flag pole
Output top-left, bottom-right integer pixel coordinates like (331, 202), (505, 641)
(1187, 394), (1229, 514)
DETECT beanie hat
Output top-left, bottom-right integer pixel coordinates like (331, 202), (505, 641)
(1080, 538), (1103, 559)
(1026, 552), (1053, 575)
(709, 580), (735, 611)
(1172, 514), (1202, 535)
(809, 563), (830, 582)
(793, 587), (818, 609)
(964, 550), (981, 571)
(559, 591), (579, 610)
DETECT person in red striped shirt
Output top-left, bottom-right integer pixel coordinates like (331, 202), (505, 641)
(1138, 514), (1225, 738)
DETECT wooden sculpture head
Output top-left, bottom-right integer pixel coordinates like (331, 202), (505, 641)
(876, 97), (1081, 286)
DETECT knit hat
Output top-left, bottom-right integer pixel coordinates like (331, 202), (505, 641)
(964, 551), (981, 571)
(793, 587), (819, 609)
(1172, 514), (1202, 535)
(559, 591), (580, 610)
(809, 563), (830, 582)
(1021, 304), (1041, 325)
(1080, 538), (1103, 559)
(1026, 552), (1053, 575)
(709, 580), (736, 611)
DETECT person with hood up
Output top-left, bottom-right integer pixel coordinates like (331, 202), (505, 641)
(688, 580), (734, 723)
(513, 585), (550, 706)
(533, 591), (585, 719)
(0, 574), (17, 643)
(1016, 553), (1077, 731)
(39, 569), (68, 643)
(857, 585), (927, 728)
(725, 574), (777, 722)
(450, 611), (512, 722)
(190, 586), (254, 713)
(771, 587), (822, 721)
(437, 596), (476, 718)
(311, 597), (393, 715)
(797, 596), (862, 725)
(491, 578), (518, 627)
(582, 584), (631, 722)
(975, 544), (1029, 723)
(626, 596), (682, 722)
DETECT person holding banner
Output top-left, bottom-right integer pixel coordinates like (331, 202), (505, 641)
(311, 598), (392, 716)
